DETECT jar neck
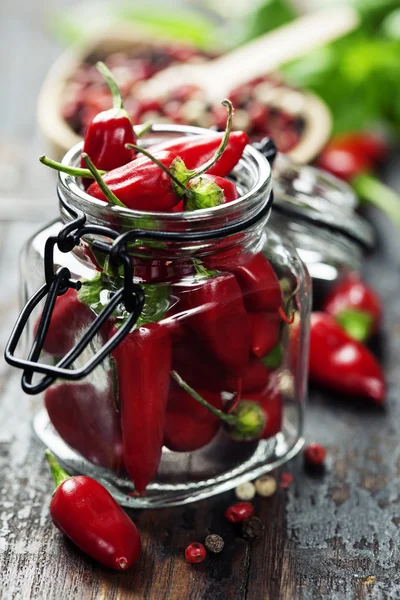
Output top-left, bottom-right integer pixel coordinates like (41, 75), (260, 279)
(57, 125), (272, 265)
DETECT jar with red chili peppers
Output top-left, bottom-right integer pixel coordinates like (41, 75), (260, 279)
(14, 125), (310, 508)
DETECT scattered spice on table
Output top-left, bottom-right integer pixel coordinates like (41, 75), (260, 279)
(241, 517), (264, 541)
(225, 502), (255, 523)
(279, 472), (293, 489)
(185, 542), (207, 564)
(304, 443), (327, 467)
(235, 482), (256, 501)
(255, 475), (277, 497)
(205, 534), (224, 554)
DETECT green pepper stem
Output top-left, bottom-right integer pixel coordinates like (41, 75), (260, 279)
(127, 98), (233, 192)
(134, 122), (152, 138)
(39, 155), (106, 179)
(81, 153), (126, 208)
(96, 61), (124, 112)
(336, 308), (373, 342)
(125, 144), (190, 193)
(187, 99), (233, 180)
(171, 371), (235, 424)
(352, 173), (400, 231)
(45, 449), (70, 490)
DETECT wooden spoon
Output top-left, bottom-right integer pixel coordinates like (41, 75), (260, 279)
(138, 6), (359, 103)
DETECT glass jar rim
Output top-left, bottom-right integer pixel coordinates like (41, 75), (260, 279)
(58, 124), (272, 235)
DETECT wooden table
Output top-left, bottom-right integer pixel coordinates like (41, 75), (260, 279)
(1, 1), (400, 598)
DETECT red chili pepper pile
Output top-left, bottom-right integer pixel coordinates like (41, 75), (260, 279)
(38, 65), (388, 519)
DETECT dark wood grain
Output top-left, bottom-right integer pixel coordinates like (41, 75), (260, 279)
(1, 2), (400, 599)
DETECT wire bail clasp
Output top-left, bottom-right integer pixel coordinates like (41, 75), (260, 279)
(4, 211), (144, 395)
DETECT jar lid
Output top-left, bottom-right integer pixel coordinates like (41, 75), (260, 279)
(272, 155), (374, 250)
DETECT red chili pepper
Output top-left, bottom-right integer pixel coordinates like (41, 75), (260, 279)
(172, 329), (241, 393)
(45, 450), (140, 571)
(172, 200), (184, 212)
(34, 288), (93, 357)
(246, 376), (282, 439)
(164, 381), (223, 452)
(248, 311), (281, 358)
(172, 371), (266, 442)
(229, 358), (269, 394)
(86, 149), (182, 210)
(45, 381), (124, 472)
(81, 62), (136, 174)
(315, 133), (400, 232)
(111, 322), (172, 494)
(316, 132), (387, 181)
(204, 252), (282, 313)
(174, 269), (250, 377)
(309, 313), (385, 405)
(322, 272), (381, 342)
(316, 140), (372, 182)
(148, 130), (249, 177)
(231, 253), (282, 313)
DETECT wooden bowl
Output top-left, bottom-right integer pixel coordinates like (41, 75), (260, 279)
(37, 26), (331, 164)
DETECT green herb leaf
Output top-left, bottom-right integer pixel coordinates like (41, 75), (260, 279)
(241, 0), (296, 43)
(78, 274), (104, 307)
(79, 273), (170, 329)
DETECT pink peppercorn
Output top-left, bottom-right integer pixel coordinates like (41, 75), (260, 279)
(225, 502), (254, 523)
(304, 443), (326, 466)
(185, 542), (207, 564)
(279, 472), (293, 489)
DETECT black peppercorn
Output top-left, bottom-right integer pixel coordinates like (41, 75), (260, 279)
(241, 516), (264, 541)
(205, 534), (224, 553)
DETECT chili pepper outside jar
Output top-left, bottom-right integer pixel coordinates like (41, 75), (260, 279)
(15, 125), (311, 508)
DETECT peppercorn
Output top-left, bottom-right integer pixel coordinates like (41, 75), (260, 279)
(279, 472), (293, 489)
(205, 534), (224, 554)
(225, 502), (254, 523)
(235, 482), (256, 501)
(185, 542), (207, 564)
(241, 516), (264, 541)
(255, 475), (277, 497)
(304, 443), (326, 467)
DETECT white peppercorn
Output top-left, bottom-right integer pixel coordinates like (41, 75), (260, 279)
(235, 481), (256, 501)
(255, 475), (277, 497)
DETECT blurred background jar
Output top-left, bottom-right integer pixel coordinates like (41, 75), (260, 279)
(270, 152), (374, 302)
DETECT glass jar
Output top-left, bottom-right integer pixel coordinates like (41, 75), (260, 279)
(271, 154), (375, 301)
(12, 125), (311, 508)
